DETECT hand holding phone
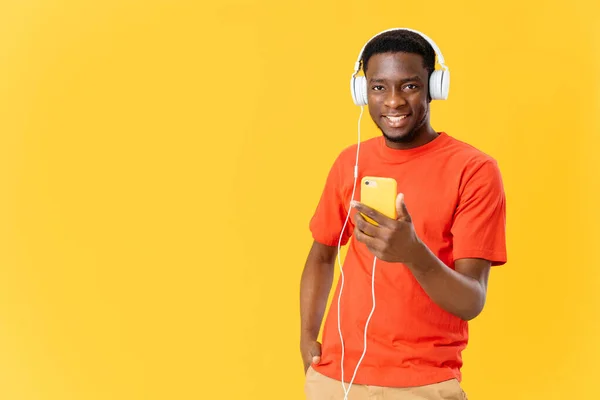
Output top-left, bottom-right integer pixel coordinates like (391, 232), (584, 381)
(359, 176), (398, 225)
(353, 177), (421, 264)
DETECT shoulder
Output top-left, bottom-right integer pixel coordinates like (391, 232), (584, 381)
(440, 134), (504, 195)
(443, 134), (502, 175)
(444, 134), (496, 163)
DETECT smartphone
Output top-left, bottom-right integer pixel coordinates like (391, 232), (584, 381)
(360, 176), (397, 225)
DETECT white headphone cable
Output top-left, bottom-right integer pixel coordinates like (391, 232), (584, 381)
(335, 105), (378, 399)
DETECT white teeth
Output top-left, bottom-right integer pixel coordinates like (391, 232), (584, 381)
(385, 116), (407, 122)
(384, 115), (409, 128)
(385, 116), (408, 127)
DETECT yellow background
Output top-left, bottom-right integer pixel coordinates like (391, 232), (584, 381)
(1, 0), (598, 399)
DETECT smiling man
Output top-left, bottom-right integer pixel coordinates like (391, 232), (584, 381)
(299, 29), (507, 399)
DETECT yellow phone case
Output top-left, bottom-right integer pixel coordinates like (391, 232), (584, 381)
(360, 176), (397, 225)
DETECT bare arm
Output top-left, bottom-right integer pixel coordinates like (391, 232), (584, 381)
(406, 243), (491, 320)
(299, 240), (337, 371)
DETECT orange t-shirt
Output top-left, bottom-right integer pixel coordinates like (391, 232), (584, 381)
(309, 132), (507, 387)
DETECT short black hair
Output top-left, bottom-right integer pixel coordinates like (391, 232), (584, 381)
(361, 29), (436, 77)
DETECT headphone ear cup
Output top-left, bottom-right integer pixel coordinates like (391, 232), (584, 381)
(440, 69), (450, 100)
(350, 76), (359, 105)
(429, 70), (442, 100)
(429, 69), (450, 100)
(351, 76), (368, 106)
(358, 76), (368, 106)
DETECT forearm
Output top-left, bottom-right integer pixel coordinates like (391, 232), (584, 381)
(300, 260), (334, 341)
(405, 242), (486, 321)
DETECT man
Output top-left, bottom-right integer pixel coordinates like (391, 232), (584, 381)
(300, 29), (507, 399)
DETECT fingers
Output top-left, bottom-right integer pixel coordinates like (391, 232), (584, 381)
(353, 210), (385, 255)
(351, 200), (394, 228)
(355, 212), (379, 237)
(354, 227), (383, 255)
(309, 341), (321, 364)
(396, 193), (411, 222)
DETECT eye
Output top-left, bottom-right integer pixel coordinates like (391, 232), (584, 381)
(371, 85), (385, 91)
(403, 84), (419, 91)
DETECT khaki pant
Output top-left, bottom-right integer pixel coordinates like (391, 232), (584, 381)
(305, 367), (468, 400)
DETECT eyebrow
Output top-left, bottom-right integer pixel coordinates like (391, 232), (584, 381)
(369, 75), (422, 84)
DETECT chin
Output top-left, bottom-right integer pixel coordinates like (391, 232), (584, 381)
(382, 128), (417, 144)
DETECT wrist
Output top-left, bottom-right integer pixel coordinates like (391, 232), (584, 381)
(405, 239), (434, 274)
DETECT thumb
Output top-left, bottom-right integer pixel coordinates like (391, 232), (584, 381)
(310, 341), (322, 364)
(396, 193), (411, 221)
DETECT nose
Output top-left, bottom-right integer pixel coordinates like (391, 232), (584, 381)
(384, 88), (407, 109)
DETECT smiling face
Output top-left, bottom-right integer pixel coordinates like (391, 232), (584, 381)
(365, 51), (436, 148)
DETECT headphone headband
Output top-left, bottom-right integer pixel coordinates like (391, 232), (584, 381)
(352, 28), (447, 76)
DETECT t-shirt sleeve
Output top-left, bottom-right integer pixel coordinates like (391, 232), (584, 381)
(309, 153), (354, 247)
(451, 158), (507, 266)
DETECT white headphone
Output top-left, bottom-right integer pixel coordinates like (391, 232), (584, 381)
(350, 28), (450, 106)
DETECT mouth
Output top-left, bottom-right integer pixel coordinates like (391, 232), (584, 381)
(382, 114), (411, 129)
